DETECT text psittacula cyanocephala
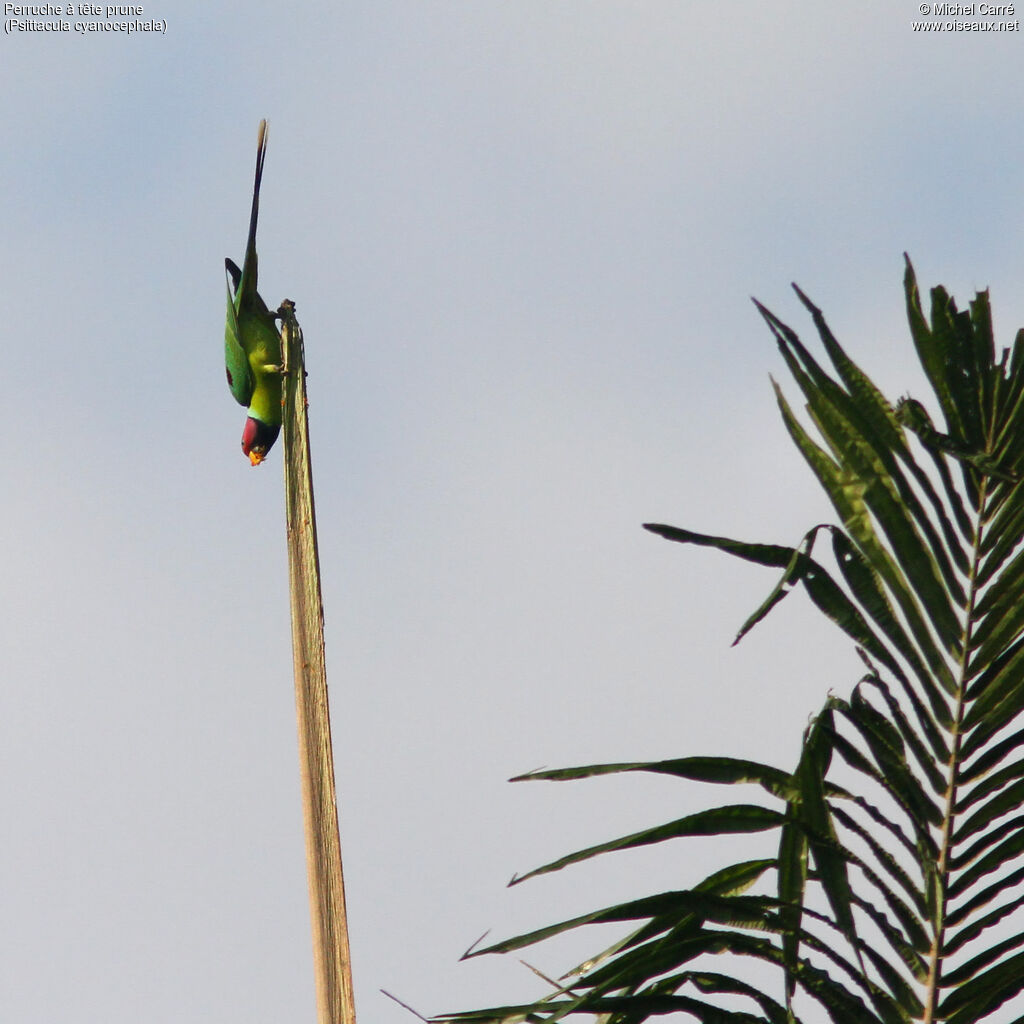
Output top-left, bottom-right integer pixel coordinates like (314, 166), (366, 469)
(225, 119), (283, 466)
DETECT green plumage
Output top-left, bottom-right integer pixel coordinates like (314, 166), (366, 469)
(224, 119), (283, 464)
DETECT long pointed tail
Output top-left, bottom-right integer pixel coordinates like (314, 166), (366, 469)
(245, 119), (268, 267)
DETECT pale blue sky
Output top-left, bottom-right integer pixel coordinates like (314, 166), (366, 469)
(3, 3), (1024, 1021)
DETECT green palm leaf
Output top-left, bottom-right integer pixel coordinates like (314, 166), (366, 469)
(439, 259), (1024, 1023)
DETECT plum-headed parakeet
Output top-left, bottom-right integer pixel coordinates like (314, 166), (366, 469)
(224, 119), (283, 466)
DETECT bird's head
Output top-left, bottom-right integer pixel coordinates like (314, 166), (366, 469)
(241, 416), (281, 467)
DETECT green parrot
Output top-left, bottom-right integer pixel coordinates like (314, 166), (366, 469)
(224, 119), (283, 466)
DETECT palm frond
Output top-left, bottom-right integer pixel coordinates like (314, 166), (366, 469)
(439, 258), (1024, 1024)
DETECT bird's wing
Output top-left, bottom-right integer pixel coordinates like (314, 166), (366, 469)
(224, 258), (254, 407)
